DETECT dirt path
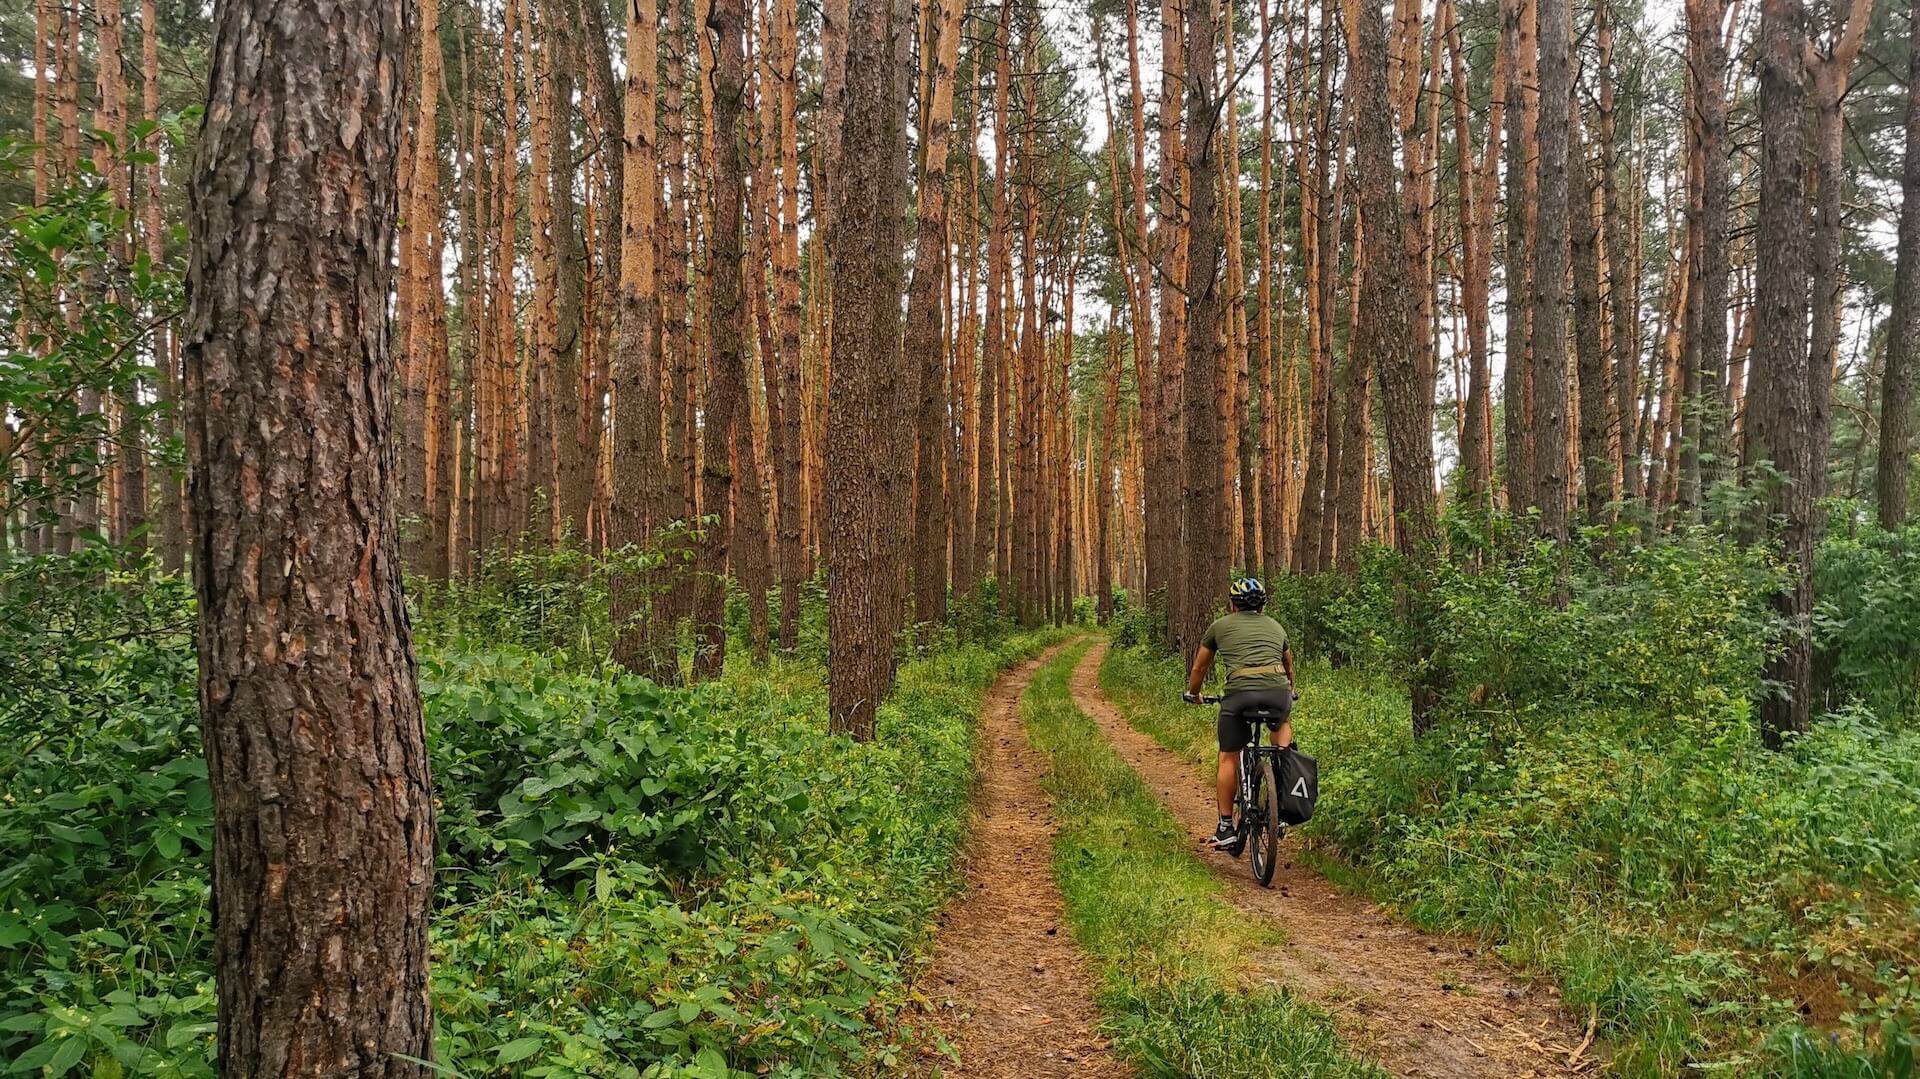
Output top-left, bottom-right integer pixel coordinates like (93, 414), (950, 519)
(1067, 642), (1599, 1079)
(915, 641), (1125, 1079)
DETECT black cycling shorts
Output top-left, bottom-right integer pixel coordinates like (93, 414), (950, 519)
(1216, 688), (1294, 751)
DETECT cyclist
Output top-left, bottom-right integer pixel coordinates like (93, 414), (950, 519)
(1183, 577), (1295, 852)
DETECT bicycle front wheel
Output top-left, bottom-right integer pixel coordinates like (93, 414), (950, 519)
(1248, 755), (1282, 887)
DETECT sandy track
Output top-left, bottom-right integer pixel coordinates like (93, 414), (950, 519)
(915, 642), (1126, 1078)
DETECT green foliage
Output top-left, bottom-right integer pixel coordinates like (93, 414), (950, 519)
(1, 126), (193, 540)
(0, 557), (1067, 1077)
(1274, 525), (1783, 722)
(1101, 640), (1920, 1075)
(1021, 643), (1385, 1079)
(1813, 519), (1920, 725)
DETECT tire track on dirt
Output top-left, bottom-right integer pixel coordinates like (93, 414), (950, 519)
(1067, 641), (1599, 1079)
(915, 641), (1126, 1078)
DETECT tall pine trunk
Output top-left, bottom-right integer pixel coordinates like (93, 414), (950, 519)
(1881, 0), (1920, 526)
(185, 0), (434, 1067)
(1176, 0), (1224, 659)
(1746, 0), (1814, 745)
(826, 0), (907, 737)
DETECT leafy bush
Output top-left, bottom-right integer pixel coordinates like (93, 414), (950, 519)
(1270, 525), (1782, 723)
(0, 560), (1064, 1077)
(1814, 521), (1920, 726)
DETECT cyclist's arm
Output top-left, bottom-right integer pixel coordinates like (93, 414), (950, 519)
(1187, 644), (1215, 697)
(1282, 645), (1295, 687)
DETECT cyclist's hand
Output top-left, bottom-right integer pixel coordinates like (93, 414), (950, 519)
(1182, 691), (1202, 705)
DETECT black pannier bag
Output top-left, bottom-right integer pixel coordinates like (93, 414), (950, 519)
(1275, 748), (1318, 825)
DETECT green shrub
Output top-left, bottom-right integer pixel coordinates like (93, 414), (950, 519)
(0, 558), (1064, 1077)
(1814, 521), (1920, 726)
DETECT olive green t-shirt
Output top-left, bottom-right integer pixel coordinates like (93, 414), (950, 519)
(1202, 611), (1291, 693)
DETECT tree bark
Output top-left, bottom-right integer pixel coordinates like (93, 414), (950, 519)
(1747, 0), (1815, 745)
(1157, 0), (1188, 630)
(1680, 0), (1730, 518)
(693, 0), (751, 680)
(1500, 0), (1538, 509)
(1347, 0), (1439, 729)
(1530, 0), (1571, 538)
(1177, 0), (1225, 659)
(772, 0), (807, 645)
(1807, 0), (1871, 528)
(1573, 108), (1612, 524)
(907, 0), (965, 626)
(1292, 9), (1338, 573)
(827, 0), (907, 737)
(184, 0), (434, 1068)
(974, 0), (1014, 599)
(611, 0), (670, 679)
(1882, 0), (1920, 526)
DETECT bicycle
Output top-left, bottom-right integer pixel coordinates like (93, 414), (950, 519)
(1193, 692), (1295, 888)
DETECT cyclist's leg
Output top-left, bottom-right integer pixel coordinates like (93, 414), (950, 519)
(1215, 699), (1251, 817)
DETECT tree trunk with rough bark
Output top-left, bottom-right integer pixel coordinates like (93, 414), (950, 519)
(1882, 0), (1920, 527)
(826, 0), (907, 737)
(184, 0), (435, 1067)
(1347, 0), (1439, 730)
(1746, 0), (1814, 746)
(692, 0), (751, 681)
(907, 0), (965, 626)
(1177, 0), (1224, 660)
(1530, 0), (1571, 538)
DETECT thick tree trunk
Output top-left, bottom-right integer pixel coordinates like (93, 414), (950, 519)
(141, 0), (186, 571)
(1098, 322), (1120, 620)
(1292, 13), (1338, 573)
(772, 0), (807, 646)
(1177, 0), (1224, 659)
(693, 0), (751, 680)
(1347, 0), (1439, 729)
(1882, 0), (1920, 526)
(1500, 0), (1538, 509)
(1530, 0), (1572, 538)
(1156, 0), (1188, 630)
(826, 0), (907, 737)
(1808, 0), (1871, 529)
(405, 0), (446, 574)
(1599, 0), (1639, 508)
(907, 0), (965, 626)
(1747, 0), (1814, 745)
(184, 0), (434, 1068)
(1450, 0), (1501, 513)
(1681, 0), (1730, 517)
(611, 0), (669, 679)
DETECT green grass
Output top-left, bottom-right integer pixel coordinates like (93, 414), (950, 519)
(1099, 643), (1920, 1078)
(1018, 641), (1386, 1079)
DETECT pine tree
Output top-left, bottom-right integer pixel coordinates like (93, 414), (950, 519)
(184, 0), (434, 1066)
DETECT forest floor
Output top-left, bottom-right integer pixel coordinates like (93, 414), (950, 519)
(1065, 641), (1600, 1079)
(916, 639), (1124, 1077)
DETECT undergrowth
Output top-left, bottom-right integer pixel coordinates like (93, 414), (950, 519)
(0, 550), (1068, 1078)
(1021, 641), (1385, 1079)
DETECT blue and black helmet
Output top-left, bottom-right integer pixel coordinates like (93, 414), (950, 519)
(1228, 577), (1267, 610)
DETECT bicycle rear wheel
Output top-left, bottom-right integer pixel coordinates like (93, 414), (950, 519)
(1248, 755), (1281, 887)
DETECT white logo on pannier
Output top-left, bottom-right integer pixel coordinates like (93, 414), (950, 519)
(1291, 777), (1310, 799)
